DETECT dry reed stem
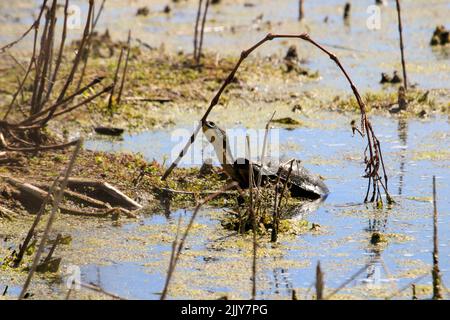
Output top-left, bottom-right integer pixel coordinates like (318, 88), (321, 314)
(298, 0), (304, 21)
(432, 175), (443, 299)
(107, 47), (125, 111)
(246, 135), (257, 300)
(256, 111), (275, 189)
(75, 0), (106, 92)
(395, 0), (408, 90)
(196, 0), (210, 65)
(117, 30), (132, 104)
(315, 261), (324, 300)
(193, 0), (203, 60)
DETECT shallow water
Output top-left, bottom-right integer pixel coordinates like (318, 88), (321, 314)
(81, 113), (450, 299)
(2, 0), (449, 93)
(1, 0), (449, 300)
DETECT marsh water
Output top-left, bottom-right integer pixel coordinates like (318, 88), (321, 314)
(1, 0), (449, 93)
(1, 0), (449, 299)
(82, 112), (450, 299)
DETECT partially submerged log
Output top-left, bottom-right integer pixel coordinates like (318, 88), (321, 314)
(6, 177), (49, 200)
(94, 127), (124, 136)
(62, 178), (142, 210)
(36, 183), (112, 209)
(4, 176), (140, 218)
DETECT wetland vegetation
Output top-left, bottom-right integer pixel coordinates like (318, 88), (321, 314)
(0, 0), (449, 300)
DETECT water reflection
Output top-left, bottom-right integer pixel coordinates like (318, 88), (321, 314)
(397, 117), (408, 196)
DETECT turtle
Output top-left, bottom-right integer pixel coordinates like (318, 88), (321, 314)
(202, 121), (329, 200)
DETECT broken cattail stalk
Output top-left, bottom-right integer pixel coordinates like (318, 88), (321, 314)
(256, 111), (275, 189)
(276, 160), (294, 214)
(196, 0), (210, 65)
(412, 284), (417, 300)
(19, 139), (82, 299)
(298, 0), (304, 21)
(193, 0), (204, 60)
(432, 175), (443, 300)
(162, 33), (390, 205)
(315, 261), (324, 300)
(50, 0), (95, 113)
(75, 0), (106, 92)
(343, 3), (351, 20)
(395, 0), (408, 90)
(117, 31), (132, 104)
(107, 47), (125, 111)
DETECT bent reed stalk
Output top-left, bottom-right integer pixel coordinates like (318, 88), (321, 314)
(162, 33), (391, 204)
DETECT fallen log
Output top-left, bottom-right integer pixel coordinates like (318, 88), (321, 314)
(4, 177), (140, 216)
(5, 177), (48, 198)
(62, 178), (142, 210)
(35, 183), (112, 209)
